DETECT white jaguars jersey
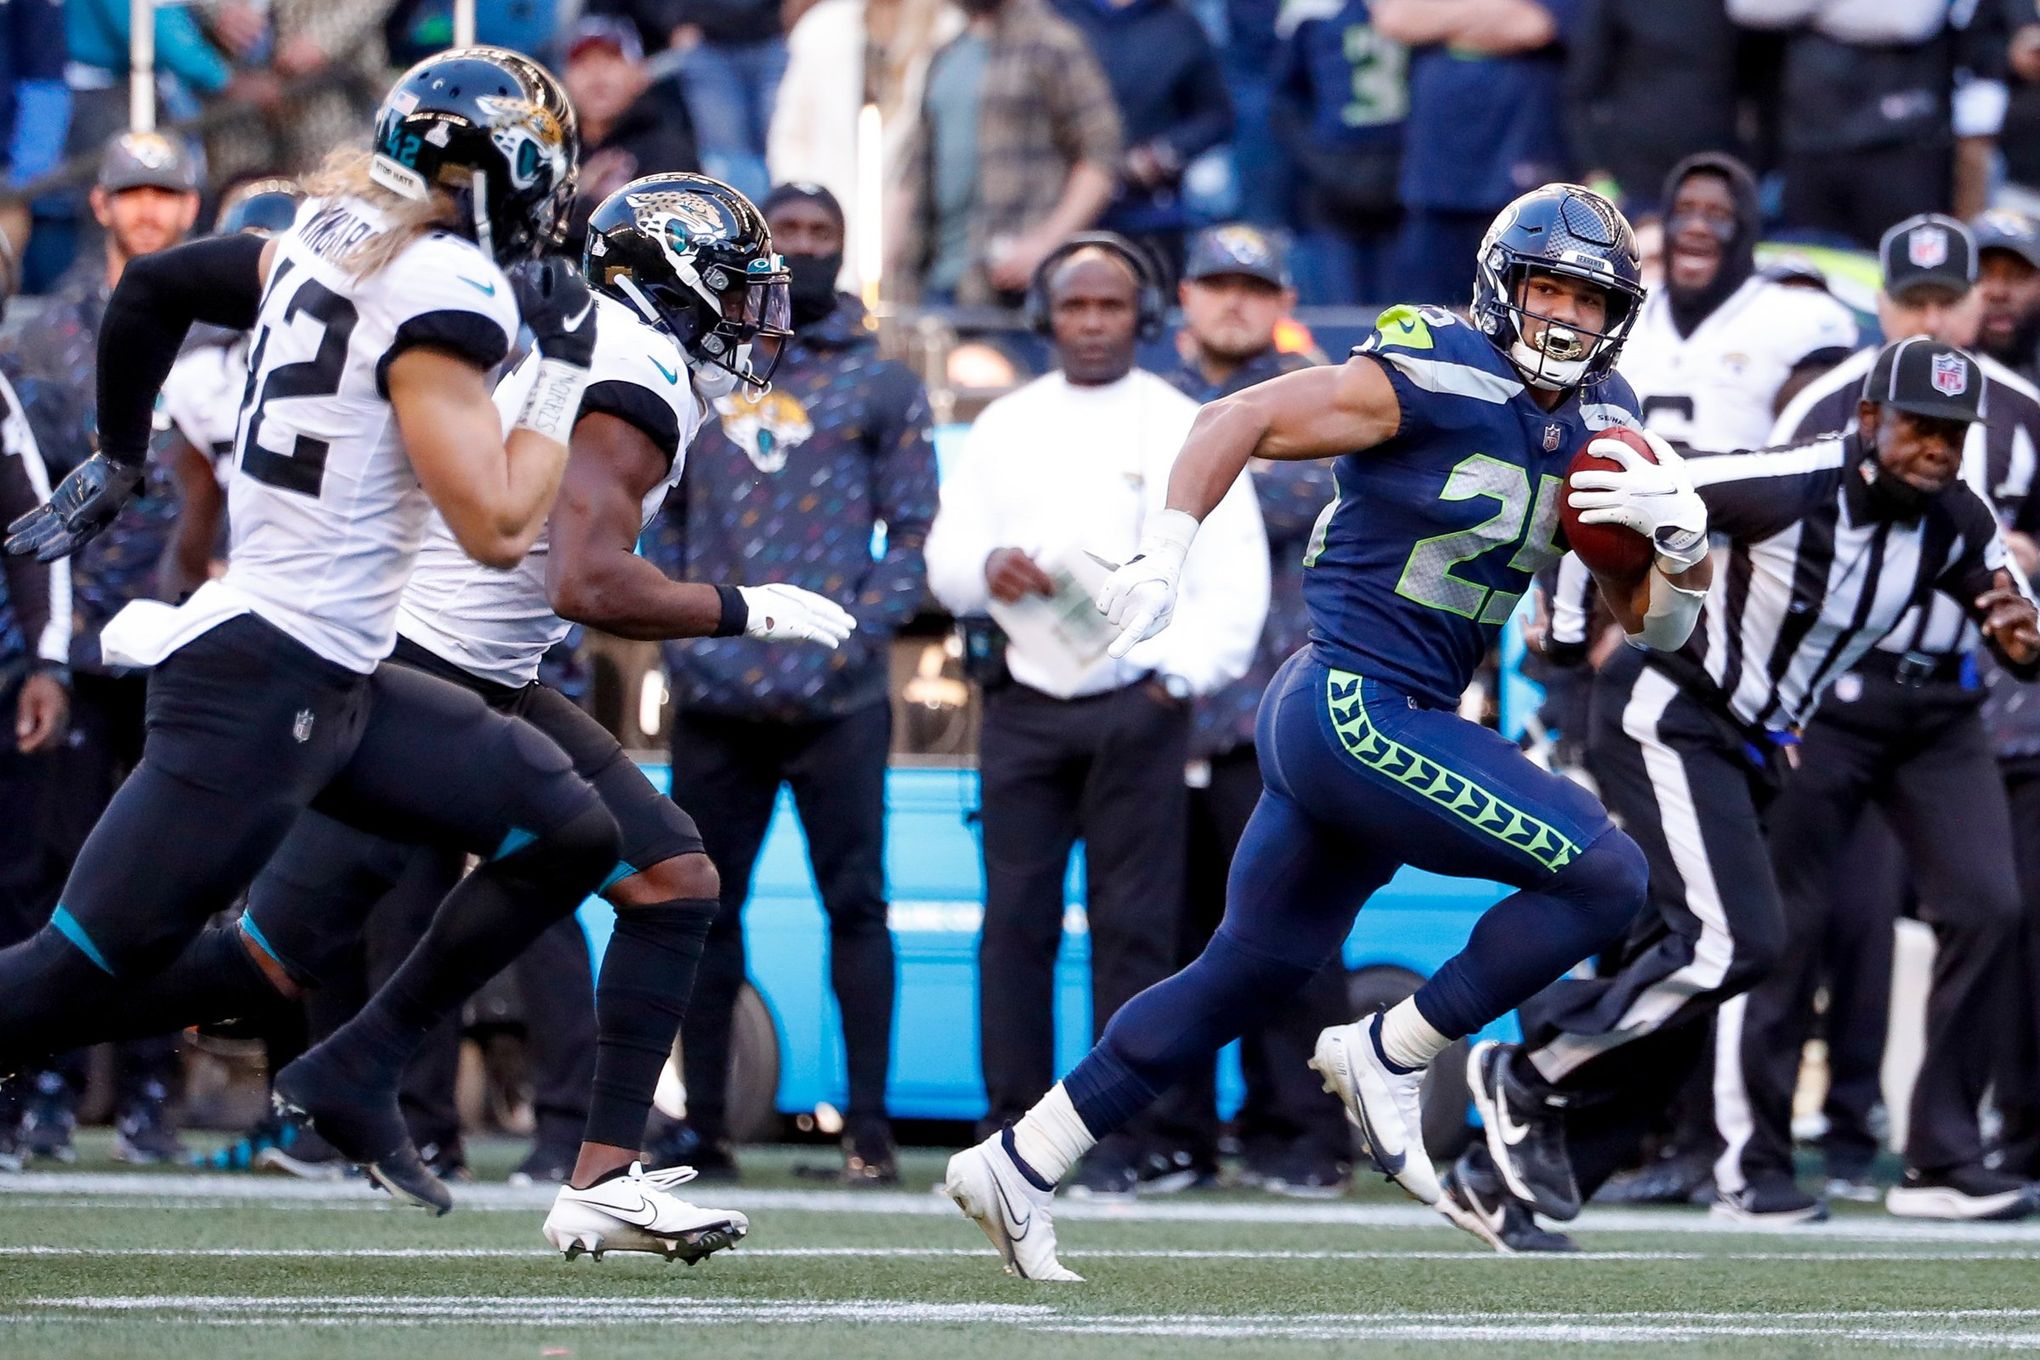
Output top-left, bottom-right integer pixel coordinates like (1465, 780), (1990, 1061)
(395, 292), (707, 688)
(218, 195), (519, 672)
(1620, 275), (1858, 454)
(160, 335), (251, 484)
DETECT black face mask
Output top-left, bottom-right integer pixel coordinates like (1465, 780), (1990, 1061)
(1861, 459), (1935, 521)
(785, 251), (843, 327)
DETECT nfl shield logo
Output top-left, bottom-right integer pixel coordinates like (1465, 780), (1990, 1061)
(1909, 227), (1949, 269)
(1931, 353), (1969, 396)
(292, 709), (315, 744)
(1543, 424), (1562, 451)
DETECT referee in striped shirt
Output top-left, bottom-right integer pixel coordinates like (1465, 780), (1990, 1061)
(1714, 216), (2040, 1223)
(1475, 337), (2040, 1247)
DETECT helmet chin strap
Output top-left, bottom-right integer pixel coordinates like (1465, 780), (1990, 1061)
(471, 168), (496, 263)
(1509, 338), (1590, 391)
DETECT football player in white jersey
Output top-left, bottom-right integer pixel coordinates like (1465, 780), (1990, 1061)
(158, 179), (304, 600)
(1619, 154), (1858, 454)
(8, 175), (849, 1255)
(0, 48), (631, 1212)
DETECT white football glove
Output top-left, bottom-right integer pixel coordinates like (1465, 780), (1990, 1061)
(1096, 509), (1199, 659)
(1566, 428), (1710, 571)
(736, 584), (857, 648)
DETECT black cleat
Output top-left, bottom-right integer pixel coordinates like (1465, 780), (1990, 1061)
(1886, 1165), (2036, 1222)
(842, 1119), (901, 1188)
(1468, 1041), (1581, 1221)
(1711, 1176), (1829, 1225)
(1438, 1144), (1579, 1253)
(271, 1055), (452, 1215)
(1593, 1147), (1715, 1205)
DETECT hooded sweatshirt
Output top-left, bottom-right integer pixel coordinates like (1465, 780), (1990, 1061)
(1662, 151), (1760, 340)
(649, 295), (939, 723)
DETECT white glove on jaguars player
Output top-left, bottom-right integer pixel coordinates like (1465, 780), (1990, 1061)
(1566, 427), (1710, 572)
(1097, 509), (1199, 659)
(736, 584), (857, 648)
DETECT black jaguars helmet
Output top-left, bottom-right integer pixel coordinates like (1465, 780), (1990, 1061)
(582, 173), (793, 391)
(369, 46), (578, 266)
(1472, 184), (1645, 392)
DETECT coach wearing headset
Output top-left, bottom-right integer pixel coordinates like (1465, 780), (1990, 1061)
(928, 232), (1268, 1197)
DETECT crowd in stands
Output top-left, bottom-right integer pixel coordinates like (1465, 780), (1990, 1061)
(8, 0), (2040, 305)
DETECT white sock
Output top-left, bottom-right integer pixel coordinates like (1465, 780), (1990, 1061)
(1377, 998), (1451, 1071)
(1008, 1083), (1096, 1185)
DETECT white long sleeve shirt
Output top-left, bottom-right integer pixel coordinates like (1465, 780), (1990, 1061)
(926, 369), (1269, 699)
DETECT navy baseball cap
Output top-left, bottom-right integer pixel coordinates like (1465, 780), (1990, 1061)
(1973, 209), (2040, 273)
(1864, 336), (1988, 425)
(98, 130), (202, 194)
(1183, 224), (1290, 289)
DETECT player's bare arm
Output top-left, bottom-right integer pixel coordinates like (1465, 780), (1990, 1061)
(1162, 355), (1401, 518)
(545, 410), (852, 647)
(391, 349), (572, 569)
(545, 411), (725, 638)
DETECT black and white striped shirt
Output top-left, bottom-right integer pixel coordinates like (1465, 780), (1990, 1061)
(1770, 346), (2040, 658)
(1654, 434), (2011, 732)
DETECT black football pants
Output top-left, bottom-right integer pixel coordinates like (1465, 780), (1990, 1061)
(0, 615), (612, 1069)
(669, 700), (896, 1142)
(1716, 670), (2020, 1189)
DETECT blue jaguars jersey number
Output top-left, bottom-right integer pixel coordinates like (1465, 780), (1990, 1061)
(1395, 455), (1564, 624)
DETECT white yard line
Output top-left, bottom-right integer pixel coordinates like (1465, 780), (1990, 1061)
(4, 1244), (2040, 1264)
(9, 1172), (2040, 1244)
(8, 1295), (2040, 1348)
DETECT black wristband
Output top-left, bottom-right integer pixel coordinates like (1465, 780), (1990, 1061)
(712, 585), (748, 638)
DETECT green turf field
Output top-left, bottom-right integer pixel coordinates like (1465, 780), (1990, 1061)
(3, 1138), (2037, 1357)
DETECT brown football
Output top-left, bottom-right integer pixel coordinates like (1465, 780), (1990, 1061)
(1561, 426), (1656, 580)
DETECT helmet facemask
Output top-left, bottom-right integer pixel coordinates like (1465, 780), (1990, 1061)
(1485, 261), (1640, 391)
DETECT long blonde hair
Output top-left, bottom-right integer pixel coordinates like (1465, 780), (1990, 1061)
(299, 148), (463, 278)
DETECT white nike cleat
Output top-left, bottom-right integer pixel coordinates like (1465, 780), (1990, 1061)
(1309, 1014), (1440, 1206)
(944, 1129), (1083, 1282)
(542, 1162), (749, 1264)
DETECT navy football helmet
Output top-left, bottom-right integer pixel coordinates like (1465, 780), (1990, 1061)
(217, 177), (302, 236)
(369, 46), (578, 266)
(582, 173), (792, 392)
(1472, 184), (1644, 391)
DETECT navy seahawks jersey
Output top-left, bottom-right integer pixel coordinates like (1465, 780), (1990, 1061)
(1301, 305), (1642, 707)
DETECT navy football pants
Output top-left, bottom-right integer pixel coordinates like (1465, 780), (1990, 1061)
(1063, 647), (1649, 1139)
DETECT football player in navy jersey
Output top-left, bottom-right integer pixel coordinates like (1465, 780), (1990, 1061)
(945, 184), (1714, 1279)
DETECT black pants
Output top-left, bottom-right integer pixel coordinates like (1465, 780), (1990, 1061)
(1781, 141), (1952, 250)
(31, 671), (181, 1103)
(1997, 761), (2040, 1175)
(976, 681), (1188, 1128)
(0, 615), (611, 1066)
(1518, 653), (1785, 1200)
(1819, 811), (1905, 1180)
(1718, 669), (2021, 1187)
(1149, 743), (1351, 1168)
(670, 700), (896, 1141)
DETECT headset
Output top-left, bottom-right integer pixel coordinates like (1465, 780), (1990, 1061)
(1023, 231), (1167, 341)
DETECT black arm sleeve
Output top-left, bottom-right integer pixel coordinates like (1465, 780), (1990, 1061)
(95, 233), (268, 468)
